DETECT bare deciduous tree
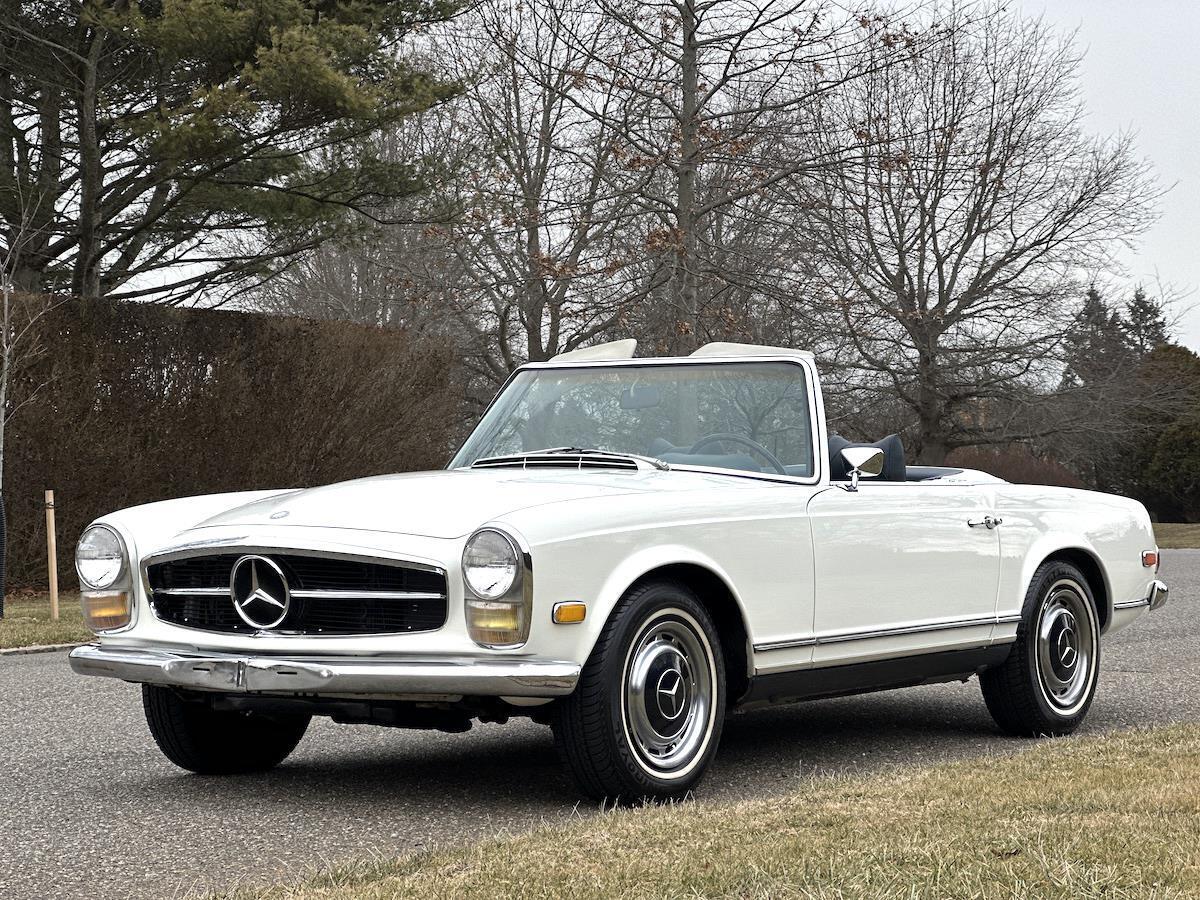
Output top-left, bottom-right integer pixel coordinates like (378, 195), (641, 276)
(427, 1), (654, 382)
(251, 3), (651, 390)
(543, 0), (918, 353)
(792, 4), (1160, 463)
(247, 125), (466, 337)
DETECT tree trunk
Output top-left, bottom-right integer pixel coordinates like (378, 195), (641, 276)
(915, 343), (948, 464)
(523, 197), (547, 362)
(72, 24), (107, 300)
(0, 492), (6, 618)
(917, 429), (949, 466)
(673, 0), (701, 354)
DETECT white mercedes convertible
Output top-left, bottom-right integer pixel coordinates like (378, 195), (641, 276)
(69, 341), (1168, 800)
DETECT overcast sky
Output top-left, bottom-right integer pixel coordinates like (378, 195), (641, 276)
(1024, 0), (1200, 351)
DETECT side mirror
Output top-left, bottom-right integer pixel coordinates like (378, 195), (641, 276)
(839, 446), (885, 492)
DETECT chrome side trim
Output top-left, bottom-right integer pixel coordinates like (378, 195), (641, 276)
(1113, 599), (1150, 611)
(754, 636), (818, 652)
(68, 644), (580, 698)
(753, 613), (1020, 653)
(1117, 580), (1169, 613)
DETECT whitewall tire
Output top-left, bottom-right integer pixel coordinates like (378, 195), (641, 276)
(552, 579), (726, 802)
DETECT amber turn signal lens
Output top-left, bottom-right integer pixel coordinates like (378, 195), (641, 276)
(81, 591), (131, 632)
(552, 602), (587, 624)
(1142, 550), (1160, 569)
(465, 597), (529, 647)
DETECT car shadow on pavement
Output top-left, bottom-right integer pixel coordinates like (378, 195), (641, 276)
(711, 683), (1016, 781)
(120, 683), (1011, 809)
(126, 724), (575, 809)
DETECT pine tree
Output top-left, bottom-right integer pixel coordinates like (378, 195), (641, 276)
(1061, 286), (1132, 388)
(0, 0), (462, 303)
(1125, 287), (1170, 356)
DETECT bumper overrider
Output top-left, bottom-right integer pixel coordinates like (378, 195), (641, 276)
(68, 644), (581, 698)
(1148, 579), (1169, 611)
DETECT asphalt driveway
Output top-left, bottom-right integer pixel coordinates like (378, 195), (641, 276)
(2, 550), (1196, 900)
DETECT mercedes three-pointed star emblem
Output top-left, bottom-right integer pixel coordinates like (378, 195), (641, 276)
(230, 555), (291, 630)
(655, 668), (687, 720)
(1056, 625), (1077, 669)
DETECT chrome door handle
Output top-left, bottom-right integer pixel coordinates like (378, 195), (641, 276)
(968, 515), (1002, 529)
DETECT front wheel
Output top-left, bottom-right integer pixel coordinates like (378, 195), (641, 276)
(552, 580), (725, 802)
(143, 685), (310, 774)
(980, 560), (1100, 736)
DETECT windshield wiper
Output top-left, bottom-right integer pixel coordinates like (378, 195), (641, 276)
(529, 447), (671, 471)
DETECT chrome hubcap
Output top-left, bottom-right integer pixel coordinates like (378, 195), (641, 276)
(1035, 581), (1096, 715)
(622, 611), (715, 777)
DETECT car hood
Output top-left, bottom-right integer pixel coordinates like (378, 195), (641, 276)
(188, 468), (700, 540)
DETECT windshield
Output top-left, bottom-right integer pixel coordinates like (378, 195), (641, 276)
(450, 361), (815, 478)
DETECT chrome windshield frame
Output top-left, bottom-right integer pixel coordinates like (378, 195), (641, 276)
(446, 355), (827, 488)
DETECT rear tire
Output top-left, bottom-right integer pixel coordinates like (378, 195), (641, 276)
(142, 685), (310, 774)
(552, 579), (725, 802)
(980, 560), (1100, 736)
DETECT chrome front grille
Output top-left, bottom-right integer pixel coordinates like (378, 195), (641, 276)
(146, 552), (447, 635)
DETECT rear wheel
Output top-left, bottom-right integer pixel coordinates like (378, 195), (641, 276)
(142, 685), (310, 774)
(981, 560), (1100, 736)
(553, 580), (725, 802)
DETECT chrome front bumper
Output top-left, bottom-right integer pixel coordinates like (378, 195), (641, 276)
(68, 644), (581, 698)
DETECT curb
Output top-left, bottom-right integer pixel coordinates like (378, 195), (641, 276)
(0, 642), (86, 657)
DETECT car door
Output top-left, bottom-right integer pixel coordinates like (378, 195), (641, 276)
(806, 482), (1001, 666)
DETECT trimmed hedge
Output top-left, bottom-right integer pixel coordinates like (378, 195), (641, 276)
(4, 300), (466, 589)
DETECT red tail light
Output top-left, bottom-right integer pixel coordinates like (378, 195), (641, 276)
(1142, 550), (1160, 570)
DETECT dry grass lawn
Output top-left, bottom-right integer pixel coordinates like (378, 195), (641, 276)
(1154, 523), (1200, 550)
(227, 724), (1200, 900)
(0, 591), (89, 649)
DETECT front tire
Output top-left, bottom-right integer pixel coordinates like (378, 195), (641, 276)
(552, 580), (726, 802)
(981, 560), (1100, 736)
(142, 685), (310, 774)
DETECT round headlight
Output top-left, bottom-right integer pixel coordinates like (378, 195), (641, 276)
(76, 525), (127, 590)
(463, 529), (520, 599)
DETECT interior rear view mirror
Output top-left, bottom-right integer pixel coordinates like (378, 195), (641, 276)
(619, 383), (662, 410)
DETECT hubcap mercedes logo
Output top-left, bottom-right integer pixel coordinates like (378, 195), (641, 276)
(655, 669), (686, 720)
(1056, 626), (1077, 669)
(230, 555), (290, 630)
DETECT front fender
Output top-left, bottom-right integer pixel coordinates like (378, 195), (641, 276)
(519, 537), (752, 669)
(593, 543), (748, 626)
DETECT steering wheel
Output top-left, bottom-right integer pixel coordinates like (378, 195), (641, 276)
(688, 433), (788, 475)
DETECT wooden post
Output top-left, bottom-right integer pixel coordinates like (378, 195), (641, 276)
(45, 489), (58, 621)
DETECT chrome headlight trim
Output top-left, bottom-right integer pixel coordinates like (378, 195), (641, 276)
(75, 523), (130, 591)
(462, 528), (521, 600)
(76, 522), (136, 634)
(462, 526), (533, 649)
